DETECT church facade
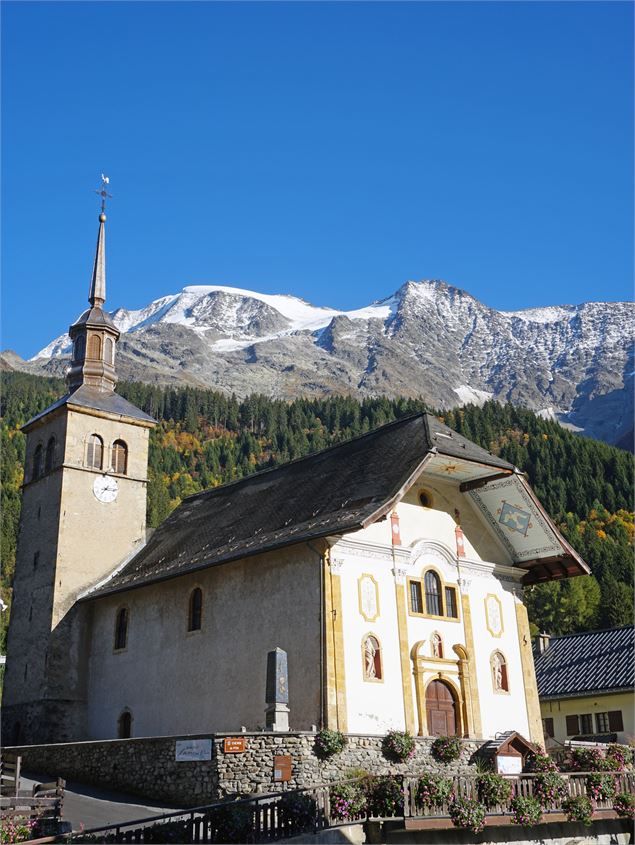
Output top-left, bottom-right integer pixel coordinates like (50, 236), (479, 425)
(2, 209), (590, 749)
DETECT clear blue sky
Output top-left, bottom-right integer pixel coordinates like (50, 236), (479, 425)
(2, 1), (633, 358)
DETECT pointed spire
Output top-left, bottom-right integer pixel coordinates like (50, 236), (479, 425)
(89, 213), (107, 308)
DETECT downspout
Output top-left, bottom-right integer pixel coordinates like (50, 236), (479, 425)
(308, 540), (327, 729)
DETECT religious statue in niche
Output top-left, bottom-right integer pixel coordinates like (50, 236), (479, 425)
(358, 574), (379, 622)
(430, 631), (443, 659)
(363, 635), (382, 681)
(491, 651), (508, 692)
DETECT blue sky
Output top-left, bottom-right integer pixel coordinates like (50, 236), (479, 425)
(2, 1), (633, 358)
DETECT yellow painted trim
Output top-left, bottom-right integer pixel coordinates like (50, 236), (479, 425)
(394, 582), (416, 734)
(460, 594), (483, 737)
(484, 593), (504, 638)
(330, 562), (348, 732)
(357, 573), (380, 623)
(515, 601), (544, 746)
(407, 572), (461, 623)
(322, 555), (338, 729)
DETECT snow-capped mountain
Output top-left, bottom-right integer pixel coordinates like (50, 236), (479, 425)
(22, 280), (635, 446)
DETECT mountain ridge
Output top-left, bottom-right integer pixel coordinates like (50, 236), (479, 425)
(6, 279), (633, 446)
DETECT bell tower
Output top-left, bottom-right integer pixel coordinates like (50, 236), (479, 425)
(2, 180), (156, 744)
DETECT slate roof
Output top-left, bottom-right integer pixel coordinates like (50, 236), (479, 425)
(534, 626), (635, 699)
(23, 384), (156, 430)
(83, 413), (515, 599)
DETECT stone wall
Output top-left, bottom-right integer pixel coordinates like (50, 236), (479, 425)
(9, 732), (480, 807)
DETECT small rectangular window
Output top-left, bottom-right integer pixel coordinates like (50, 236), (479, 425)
(566, 714), (580, 735)
(409, 580), (423, 614)
(445, 586), (458, 618)
(579, 713), (593, 734)
(596, 712), (610, 733)
(608, 711), (624, 732)
(543, 717), (554, 738)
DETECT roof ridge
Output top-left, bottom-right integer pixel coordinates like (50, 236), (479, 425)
(181, 411), (431, 504)
(546, 625), (634, 641)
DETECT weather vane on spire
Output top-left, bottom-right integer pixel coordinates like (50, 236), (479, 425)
(95, 174), (112, 216)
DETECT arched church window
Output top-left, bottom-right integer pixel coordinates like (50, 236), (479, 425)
(362, 634), (382, 681)
(118, 710), (132, 739)
(87, 434), (103, 470)
(112, 440), (128, 475)
(188, 588), (203, 631)
(491, 651), (509, 692)
(74, 335), (85, 362)
(105, 337), (114, 365)
(32, 444), (43, 480)
(45, 437), (56, 473)
(424, 570), (442, 616)
(114, 607), (128, 651)
(88, 334), (102, 360)
(431, 631), (444, 659)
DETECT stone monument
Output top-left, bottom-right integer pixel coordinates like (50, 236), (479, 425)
(265, 647), (290, 731)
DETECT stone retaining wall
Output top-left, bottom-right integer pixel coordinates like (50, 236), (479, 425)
(9, 733), (480, 807)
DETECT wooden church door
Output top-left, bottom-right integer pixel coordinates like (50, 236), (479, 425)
(426, 680), (457, 736)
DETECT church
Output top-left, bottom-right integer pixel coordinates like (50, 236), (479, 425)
(2, 206), (590, 750)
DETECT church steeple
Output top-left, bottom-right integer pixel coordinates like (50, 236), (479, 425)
(67, 177), (120, 394)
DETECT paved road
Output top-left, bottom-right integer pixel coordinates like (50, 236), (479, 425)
(23, 772), (183, 832)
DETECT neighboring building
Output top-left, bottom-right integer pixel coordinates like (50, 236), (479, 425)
(535, 626), (635, 747)
(2, 206), (591, 748)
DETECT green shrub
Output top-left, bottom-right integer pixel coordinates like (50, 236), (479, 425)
(382, 730), (416, 762)
(509, 795), (543, 826)
(366, 776), (404, 817)
(562, 795), (594, 826)
(207, 802), (254, 843)
(431, 735), (461, 764)
(314, 728), (347, 760)
(0, 817), (36, 844)
(526, 750), (559, 772)
(415, 773), (453, 809)
(329, 782), (367, 821)
(448, 797), (487, 833)
(278, 792), (318, 833)
(476, 772), (512, 808)
(586, 772), (616, 802)
(613, 792), (635, 820)
(532, 772), (568, 807)
(606, 744), (632, 770)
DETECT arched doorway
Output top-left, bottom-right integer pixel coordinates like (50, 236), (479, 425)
(425, 679), (459, 736)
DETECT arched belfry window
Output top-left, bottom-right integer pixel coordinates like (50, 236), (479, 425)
(112, 440), (128, 475)
(88, 334), (102, 360)
(362, 634), (382, 681)
(32, 444), (43, 481)
(74, 335), (85, 362)
(104, 337), (114, 365)
(491, 651), (509, 692)
(424, 570), (442, 616)
(114, 607), (128, 651)
(188, 588), (203, 632)
(118, 710), (132, 739)
(87, 434), (103, 469)
(45, 437), (56, 473)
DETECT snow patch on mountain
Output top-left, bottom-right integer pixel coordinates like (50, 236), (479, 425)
(453, 385), (494, 405)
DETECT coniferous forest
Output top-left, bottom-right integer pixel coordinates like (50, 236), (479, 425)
(1, 372), (633, 652)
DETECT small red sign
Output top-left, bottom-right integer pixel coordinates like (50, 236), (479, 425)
(390, 512), (401, 546)
(455, 524), (466, 558)
(224, 737), (247, 754)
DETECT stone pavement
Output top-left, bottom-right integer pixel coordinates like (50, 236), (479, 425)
(23, 772), (182, 833)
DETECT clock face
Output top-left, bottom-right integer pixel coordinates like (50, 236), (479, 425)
(93, 475), (119, 503)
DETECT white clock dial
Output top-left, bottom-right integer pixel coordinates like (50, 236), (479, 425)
(93, 475), (119, 503)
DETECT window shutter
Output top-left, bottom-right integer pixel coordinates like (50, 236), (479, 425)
(608, 711), (624, 732)
(544, 717), (554, 738)
(566, 714), (579, 735)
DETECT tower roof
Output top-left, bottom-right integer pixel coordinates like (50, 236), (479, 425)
(89, 213), (107, 308)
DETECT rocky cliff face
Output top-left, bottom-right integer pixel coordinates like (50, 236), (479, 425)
(14, 280), (634, 446)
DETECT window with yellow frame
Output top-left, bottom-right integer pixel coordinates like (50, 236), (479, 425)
(407, 567), (460, 622)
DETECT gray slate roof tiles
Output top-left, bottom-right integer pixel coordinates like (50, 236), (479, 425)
(23, 384), (156, 429)
(84, 413), (514, 599)
(534, 626), (635, 698)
